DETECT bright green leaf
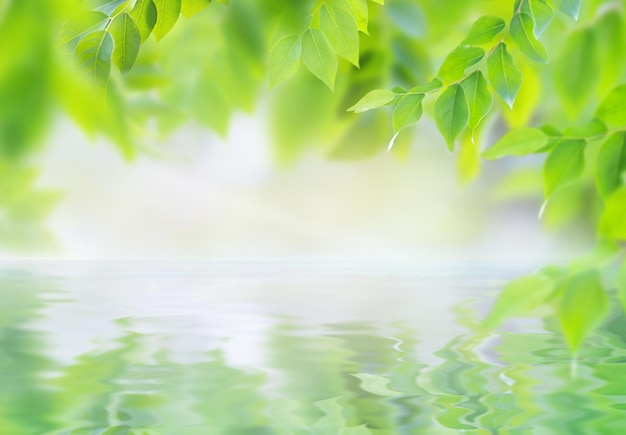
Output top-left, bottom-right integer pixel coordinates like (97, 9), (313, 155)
(59, 11), (109, 47)
(269, 35), (302, 88)
(551, 0), (581, 20)
(181, 0), (211, 18)
(438, 46), (484, 82)
(510, 13), (548, 63)
(410, 78), (443, 93)
(482, 127), (547, 159)
(563, 118), (607, 138)
(109, 13), (141, 73)
(528, 0), (553, 35)
(75, 30), (114, 87)
(301, 28), (338, 90)
(596, 132), (626, 198)
(343, 0), (368, 33)
(348, 89), (395, 113)
(393, 93), (424, 132)
(487, 43), (522, 108)
(484, 275), (555, 328)
(89, 0), (126, 15)
(599, 187), (626, 240)
(320, 4), (359, 66)
(463, 16), (506, 45)
(558, 271), (607, 351)
(596, 84), (626, 127)
(434, 84), (469, 151)
(461, 70), (492, 131)
(543, 139), (586, 197)
(130, 0), (157, 42)
(153, 0), (181, 41)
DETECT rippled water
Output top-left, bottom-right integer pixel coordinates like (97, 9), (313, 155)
(1, 261), (625, 434)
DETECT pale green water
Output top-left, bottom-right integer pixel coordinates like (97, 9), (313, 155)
(1, 262), (625, 434)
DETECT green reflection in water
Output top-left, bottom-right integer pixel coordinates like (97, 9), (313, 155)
(0, 267), (625, 434)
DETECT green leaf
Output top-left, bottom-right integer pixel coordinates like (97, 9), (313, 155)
(438, 46), (485, 83)
(59, 11), (109, 46)
(461, 70), (492, 131)
(343, 0), (368, 33)
(89, 0), (127, 15)
(510, 13), (548, 63)
(619, 259), (626, 313)
(487, 43), (522, 109)
(181, 0), (211, 18)
(484, 275), (555, 328)
(434, 84), (469, 151)
(393, 93), (424, 132)
(348, 89), (396, 113)
(320, 4), (359, 66)
(527, 0), (553, 36)
(109, 13), (141, 73)
(410, 78), (443, 93)
(551, 0), (581, 20)
(482, 127), (547, 159)
(269, 35), (302, 88)
(596, 85), (626, 127)
(596, 132), (626, 198)
(599, 187), (626, 240)
(563, 118), (607, 138)
(463, 16), (506, 45)
(301, 28), (338, 90)
(153, 0), (181, 41)
(75, 30), (114, 87)
(558, 271), (607, 351)
(130, 0), (157, 42)
(543, 139), (586, 197)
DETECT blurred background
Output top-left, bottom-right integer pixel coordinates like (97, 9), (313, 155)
(1, 0), (612, 263)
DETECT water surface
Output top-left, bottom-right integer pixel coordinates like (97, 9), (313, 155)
(1, 261), (625, 434)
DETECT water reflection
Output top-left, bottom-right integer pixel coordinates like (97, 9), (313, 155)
(0, 262), (624, 434)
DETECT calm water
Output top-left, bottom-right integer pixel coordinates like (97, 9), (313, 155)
(1, 261), (625, 434)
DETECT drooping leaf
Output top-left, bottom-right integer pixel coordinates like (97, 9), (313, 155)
(438, 46), (485, 82)
(434, 84), (469, 151)
(596, 132), (626, 198)
(320, 4), (359, 66)
(558, 271), (607, 351)
(301, 28), (338, 90)
(543, 139), (586, 197)
(551, 0), (581, 20)
(484, 275), (555, 328)
(393, 93), (424, 132)
(109, 13), (141, 73)
(59, 11), (109, 47)
(482, 127), (547, 159)
(344, 0), (368, 33)
(510, 13), (548, 63)
(269, 34), (302, 88)
(487, 43), (522, 108)
(181, 0), (211, 18)
(599, 187), (626, 240)
(555, 28), (598, 118)
(527, 0), (554, 35)
(461, 70), (492, 131)
(75, 30), (114, 87)
(130, 0), (157, 42)
(462, 16), (506, 45)
(153, 0), (181, 41)
(348, 89), (395, 113)
(596, 84), (626, 127)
